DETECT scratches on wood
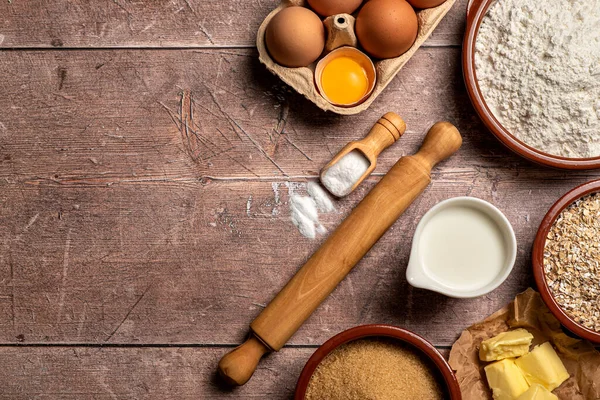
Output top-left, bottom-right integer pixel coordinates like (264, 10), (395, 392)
(105, 284), (152, 342)
(0, 347), (317, 399)
(2, 1), (594, 397)
(271, 101), (313, 161)
(111, 0), (134, 32)
(197, 21), (216, 46)
(159, 86), (285, 177)
(57, 67), (67, 90)
(0, 178), (549, 345)
(24, 213), (39, 231)
(181, 0), (216, 45)
(0, 0), (468, 48)
(179, 89), (202, 161)
(201, 83), (288, 175)
(77, 302), (88, 340)
(161, 91), (244, 170)
(2, 47), (510, 181)
(9, 257), (15, 329)
(57, 228), (72, 325)
(229, 116), (288, 176)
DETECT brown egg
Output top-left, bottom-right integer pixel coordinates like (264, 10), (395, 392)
(406, 0), (446, 8)
(356, 0), (419, 59)
(265, 6), (325, 68)
(307, 0), (363, 16)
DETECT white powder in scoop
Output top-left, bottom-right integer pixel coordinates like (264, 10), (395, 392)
(289, 182), (335, 239)
(475, 0), (600, 158)
(321, 150), (371, 197)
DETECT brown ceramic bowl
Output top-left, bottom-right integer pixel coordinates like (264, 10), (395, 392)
(532, 180), (600, 343)
(463, 0), (600, 170)
(294, 324), (462, 399)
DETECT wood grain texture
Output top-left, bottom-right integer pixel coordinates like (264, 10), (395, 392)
(1, 47), (581, 182)
(0, 346), (451, 399)
(0, 173), (597, 345)
(0, 346), (311, 399)
(2, 0), (599, 397)
(1, 46), (599, 348)
(0, 0), (467, 48)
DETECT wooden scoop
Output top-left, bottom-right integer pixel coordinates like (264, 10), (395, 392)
(320, 112), (406, 197)
(218, 121), (463, 386)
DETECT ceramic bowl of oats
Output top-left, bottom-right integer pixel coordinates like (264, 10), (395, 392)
(533, 179), (600, 343)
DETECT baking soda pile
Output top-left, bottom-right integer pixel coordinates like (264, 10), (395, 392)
(476, 0), (600, 158)
(321, 150), (370, 197)
(289, 182), (335, 239)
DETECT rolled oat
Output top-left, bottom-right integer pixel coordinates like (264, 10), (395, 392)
(544, 193), (600, 332)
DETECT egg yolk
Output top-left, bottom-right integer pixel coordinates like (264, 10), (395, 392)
(321, 56), (369, 105)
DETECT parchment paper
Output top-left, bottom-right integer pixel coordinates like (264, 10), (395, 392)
(449, 288), (600, 400)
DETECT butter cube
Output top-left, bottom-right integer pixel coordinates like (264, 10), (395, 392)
(516, 384), (558, 400)
(480, 329), (534, 362)
(485, 359), (530, 400)
(515, 342), (569, 391)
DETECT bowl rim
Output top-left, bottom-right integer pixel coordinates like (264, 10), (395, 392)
(294, 324), (462, 399)
(463, 0), (600, 170)
(532, 179), (600, 343)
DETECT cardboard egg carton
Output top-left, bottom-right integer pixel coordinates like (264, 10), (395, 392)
(257, 0), (457, 115)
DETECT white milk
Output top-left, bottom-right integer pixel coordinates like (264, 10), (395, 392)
(418, 205), (506, 291)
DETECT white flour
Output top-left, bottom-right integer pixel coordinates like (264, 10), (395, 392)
(321, 150), (371, 197)
(288, 182), (335, 239)
(475, 0), (600, 158)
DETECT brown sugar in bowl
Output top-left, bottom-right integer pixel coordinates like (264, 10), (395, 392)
(532, 179), (600, 343)
(463, 0), (600, 170)
(294, 324), (462, 399)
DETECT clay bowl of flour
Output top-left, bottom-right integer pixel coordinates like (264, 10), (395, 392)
(463, 0), (600, 169)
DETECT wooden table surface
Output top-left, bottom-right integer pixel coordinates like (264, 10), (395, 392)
(1, 1), (599, 398)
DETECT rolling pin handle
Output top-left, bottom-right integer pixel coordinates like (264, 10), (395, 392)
(414, 122), (462, 171)
(218, 334), (271, 386)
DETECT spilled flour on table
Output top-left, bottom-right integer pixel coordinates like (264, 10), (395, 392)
(307, 181), (335, 213)
(271, 182), (281, 216)
(288, 181), (336, 239)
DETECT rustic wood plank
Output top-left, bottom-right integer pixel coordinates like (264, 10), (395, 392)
(0, 170), (598, 346)
(2, 46), (600, 346)
(0, 0), (468, 49)
(0, 345), (450, 399)
(0, 46), (565, 184)
(0, 346), (309, 399)
(4, 0), (593, 397)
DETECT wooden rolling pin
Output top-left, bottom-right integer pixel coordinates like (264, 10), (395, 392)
(218, 121), (462, 385)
